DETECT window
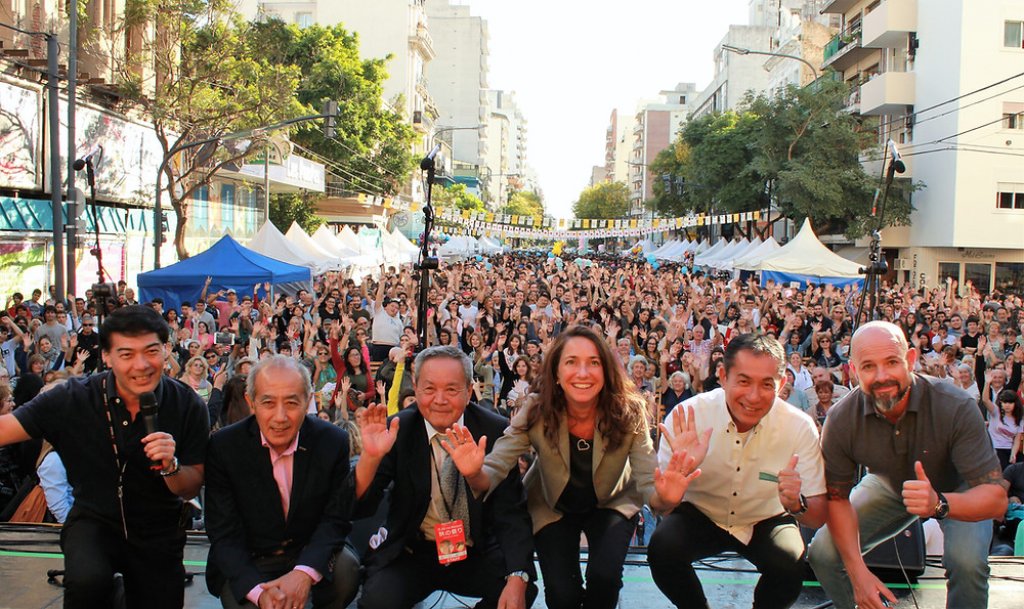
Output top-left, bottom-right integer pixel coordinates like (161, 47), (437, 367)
(995, 262), (1024, 293)
(1002, 102), (1024, 129)
(938, 262), (960, 286)
(295, 12), (314, 28)
(192, 186), (209, 226)
(965, 263), (992, 294)
(1006, 21), (1024, 48)
(220, 184), (235, 232)
(997, 191), (1024, 209)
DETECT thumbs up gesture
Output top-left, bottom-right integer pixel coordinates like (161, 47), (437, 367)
(777, 454), (803, 514)
(902, 461), (940, 518)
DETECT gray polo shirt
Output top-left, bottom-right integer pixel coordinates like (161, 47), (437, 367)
(821, 374), (998, 495)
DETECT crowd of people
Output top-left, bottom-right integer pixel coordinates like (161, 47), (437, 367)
(0, 248), (1021, 609)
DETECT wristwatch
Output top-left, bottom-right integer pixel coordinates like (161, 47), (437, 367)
(506, 571), (530, 584)
(933, 492), (949, 520)
(160, 456), (181, 477)
(786, 494), (808, 516)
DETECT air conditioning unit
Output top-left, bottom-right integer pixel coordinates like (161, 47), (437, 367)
(893, 258), (910, 271)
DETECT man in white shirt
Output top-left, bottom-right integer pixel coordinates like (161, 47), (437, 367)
(649, 333), (827, 609)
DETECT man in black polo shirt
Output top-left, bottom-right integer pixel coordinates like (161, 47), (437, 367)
(807, 321), (1007, 609)
(0, 306), (209, 609)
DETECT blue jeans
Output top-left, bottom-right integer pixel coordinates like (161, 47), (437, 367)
(807, 474), (992, 609)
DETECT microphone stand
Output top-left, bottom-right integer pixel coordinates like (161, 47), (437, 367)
(77, 159), (114, 321)
(853, 146), (905, 331)
(416, 154), (440, 351)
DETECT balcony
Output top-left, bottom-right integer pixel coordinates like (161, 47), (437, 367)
(821, 0), (862, 13)
(822, 25), (876, 72)
(862, 0), (917, 48)
(409, 24), (435, 61)
(860, 71), (915, 115)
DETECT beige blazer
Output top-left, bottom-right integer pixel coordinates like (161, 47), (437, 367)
(481, 401), (659, 533)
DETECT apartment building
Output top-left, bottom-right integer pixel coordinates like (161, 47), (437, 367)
(424, 0), (491, 185)
(629, 83), (696, 216)
(691, 25), (775, 117)
(483, 89), (529, 208)
(821, 0), (1024, 292)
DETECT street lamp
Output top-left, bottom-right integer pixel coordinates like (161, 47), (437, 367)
(720, 44), (820, 82)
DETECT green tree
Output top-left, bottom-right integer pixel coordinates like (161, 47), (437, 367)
(654, 78), (917, 238)
(247, 20), (416, 196)
(269, 192), (325, 235)
(434, 183), (485, 213)
(501, 191), (545, 218)
(116, 0), (305, 259)
(572, 181), (631, 219)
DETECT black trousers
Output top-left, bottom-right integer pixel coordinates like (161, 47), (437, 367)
(218, 547), (361, 609)
(647, 502), (806, 609)
(60, 513), (186, 609)
(533, 508), (637, 609)
(358, 539), (538, 609)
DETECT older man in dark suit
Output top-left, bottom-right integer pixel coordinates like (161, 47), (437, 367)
(205, 356), (359, 609)
(352, 345), (537, 609)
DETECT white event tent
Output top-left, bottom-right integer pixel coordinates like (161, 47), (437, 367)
(743, 219), (864, 289)
(713, 237), (761, 272)
(284, 223), (345, 271)
(731, 236), (781, 270)
(248, 222), (334, 276)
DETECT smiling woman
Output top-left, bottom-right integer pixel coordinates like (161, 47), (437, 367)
(443, 325), (701, 609)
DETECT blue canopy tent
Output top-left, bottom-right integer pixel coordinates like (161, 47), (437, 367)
(138, 235), (313, 312)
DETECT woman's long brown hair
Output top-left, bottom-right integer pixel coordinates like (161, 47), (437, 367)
(519, 324), (645, 452)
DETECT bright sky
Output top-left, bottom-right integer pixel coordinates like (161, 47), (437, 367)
(460, 0), (752, 218)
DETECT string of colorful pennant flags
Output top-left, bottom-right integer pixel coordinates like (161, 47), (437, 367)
(354, 193), (763, 242)
(433, 208), (762, 241)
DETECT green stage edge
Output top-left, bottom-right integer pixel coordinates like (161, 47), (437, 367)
(0, 550), (949, 589)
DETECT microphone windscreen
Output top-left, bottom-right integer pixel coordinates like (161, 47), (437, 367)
(73, 158), (87, 171)
(139, 391), (158, 416)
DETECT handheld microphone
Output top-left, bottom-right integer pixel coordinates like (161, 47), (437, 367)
(73, 145), (103, 171)
(420, 143), (442, 170)
(887, 139), (906, 174)
(139, 391), (161, 470)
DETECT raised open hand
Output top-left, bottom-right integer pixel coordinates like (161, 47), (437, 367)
(658, 404), (712, 470)
(653, 449), (701, 507)
(356, 404), (400, 460)
(441, 423), (487, 479)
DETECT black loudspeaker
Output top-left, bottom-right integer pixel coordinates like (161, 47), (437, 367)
(862, 519), (926, 581)
(802, 519), (926, 582)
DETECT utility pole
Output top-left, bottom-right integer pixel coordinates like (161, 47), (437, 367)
(46, 33), (65, 300)
(1, 23), (67, 300)
(66, 3), (78, 298)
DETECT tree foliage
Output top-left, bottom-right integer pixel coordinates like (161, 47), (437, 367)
(501, 191), (545, 218)
(269, 192), (325, 235)
(246, 20), (416, 197)
(573, 181), (631, 219)
(433, 183), (485, 213)
(111, 3), (416, 259)
(650, 78), (918, 238)
(116, 0), (304, 259)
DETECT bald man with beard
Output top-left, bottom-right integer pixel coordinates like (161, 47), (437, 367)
(807, 321), (1007, 609)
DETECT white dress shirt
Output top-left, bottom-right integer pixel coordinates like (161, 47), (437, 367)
(659, 388), (826, 545)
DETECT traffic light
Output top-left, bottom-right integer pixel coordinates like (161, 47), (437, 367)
(322, 100), (339, 139)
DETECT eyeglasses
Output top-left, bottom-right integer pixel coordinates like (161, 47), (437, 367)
(82, 323), (94, 327)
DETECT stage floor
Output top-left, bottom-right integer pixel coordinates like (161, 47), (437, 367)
(1, 525), (1022, 608)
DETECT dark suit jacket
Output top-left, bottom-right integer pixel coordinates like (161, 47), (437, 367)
(353, 402), (533, 575)
(205, 415), (352, 603)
